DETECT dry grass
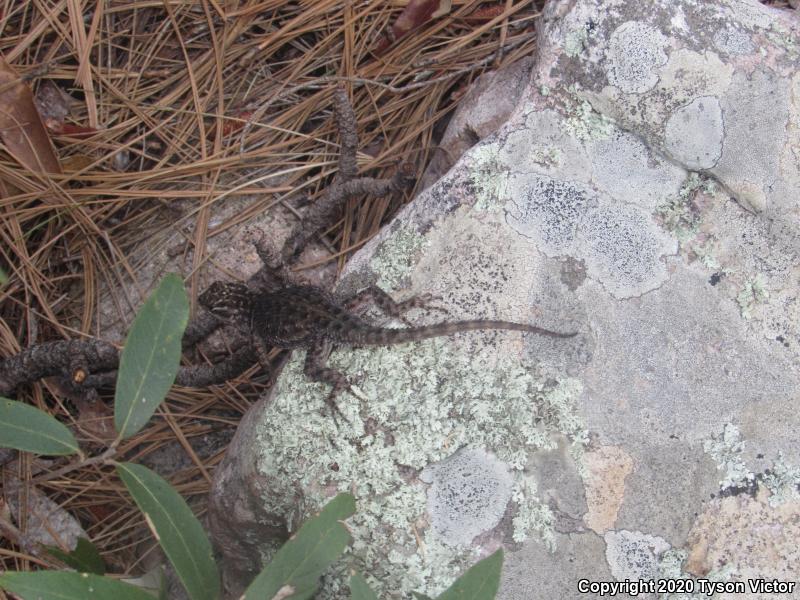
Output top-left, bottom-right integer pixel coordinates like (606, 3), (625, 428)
(0, 0), (544, 577)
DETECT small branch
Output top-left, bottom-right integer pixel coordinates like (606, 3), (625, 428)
(0, 340), (118, 396)
(79, 344), (258, 390)
(0, 327), (257, 395)
(30, 446), (117, 486)
(332, 87), (358, 180)
(0, 510), (23, 547)
(280, 90), (416, 263)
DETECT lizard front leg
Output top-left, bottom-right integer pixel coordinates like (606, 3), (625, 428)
(303, 341), (351, 414)
(252, 337), (274, 382)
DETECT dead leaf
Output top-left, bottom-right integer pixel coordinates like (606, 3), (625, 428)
(60, 154), (95, 172)
(373, 0), (452, 56)
(52, 124), (99, 138)
(0, 57), (61, 174)
(463, 3), (507, 22)
(219, 109), (254, 137)
(2, 471), (86, 555)
(74, 396), (116, 445)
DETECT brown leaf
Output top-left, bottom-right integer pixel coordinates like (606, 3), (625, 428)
(60, 154), (95, 172)
(463, 3), (507, 22)
(0, 57), (61, 174)
(373, 0), (452, 56)
(51, 123), (99, 139)
(219, 110), (254, 137)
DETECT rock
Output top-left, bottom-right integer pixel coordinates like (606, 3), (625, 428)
(208, 0), (800, 597)
(419, 56), (534, 190)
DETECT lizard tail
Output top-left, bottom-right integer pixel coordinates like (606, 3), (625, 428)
(350, 320), (578, 346)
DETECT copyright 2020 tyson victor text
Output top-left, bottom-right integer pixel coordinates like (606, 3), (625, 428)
(577, 578), (796, 596)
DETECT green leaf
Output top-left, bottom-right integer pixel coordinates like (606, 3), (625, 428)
(0, 571), (156, 600)
(44, 537), (106, 574)
(435, 549), (503, 600)
(350, 573), (378, 600)
(116, 463), (219, 600)
(0, 398), (79, 455)
(121, 565), (167, 599)
(114, 274), (188, 438)
(243, 493), (356, 600)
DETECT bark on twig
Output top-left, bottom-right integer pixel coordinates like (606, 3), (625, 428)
(0, 337), (258, 395)
(0, 340), (119, 396)
(280, 87), (416, 263)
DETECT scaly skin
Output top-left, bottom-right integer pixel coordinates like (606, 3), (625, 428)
(199, 281), (576, 404)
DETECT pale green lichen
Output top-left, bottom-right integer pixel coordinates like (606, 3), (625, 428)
(656, 548), (735, 600)
(693, 240), (720, 270)
(657, 548), (687, 580)
(704, 426), (800, 507)
(511, 476), (555, 547)
(564, 28), (588, 58)
(761, 452), (800, 507)
(703, 424), (754, 491)
(529, 146), (561, 168)
(469, 145), (510, 213)
(656, 173), (710, 242)
(736, 274), (769, 319)
(369, 226), (428, 291)
(254, 338), (584, 597)
(766, 26), (799, 58)
(561, 99), (614, 142)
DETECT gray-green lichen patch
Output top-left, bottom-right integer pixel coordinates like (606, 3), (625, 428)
(736, 275), (769, 320)
(656, 548), (735, 600)
(564, 27), (588, 58)
(712, 26), (755, 57)
(664, 96), (724, 170)
(579, 201), (676, 298)
(505, 175), (593, 256)
(466, 142), (510, 213)
(703, 424), (754, 491)
(560, 99), (615, 142)
(368, 226), (428, 292)
(500, 109), (587, 180)
(716, 69), (790, 214)
(703, 424), (800, 507)
(606, 21), (668, 94)
(655, 172), (715, 243)
(254, 339), (584, 598)
(761, 453), (800, 508)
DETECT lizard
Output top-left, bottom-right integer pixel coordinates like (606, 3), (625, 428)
(198, 279), (577, 407)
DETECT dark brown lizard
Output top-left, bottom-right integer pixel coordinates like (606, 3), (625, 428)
(199, 280), (577, 405)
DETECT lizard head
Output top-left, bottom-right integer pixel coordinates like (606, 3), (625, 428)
(199, 281), (254, 323)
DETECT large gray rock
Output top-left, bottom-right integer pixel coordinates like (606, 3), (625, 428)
(209, 0), (800, 598)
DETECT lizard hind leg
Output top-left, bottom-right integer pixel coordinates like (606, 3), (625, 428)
(343, 286), (448, 325)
